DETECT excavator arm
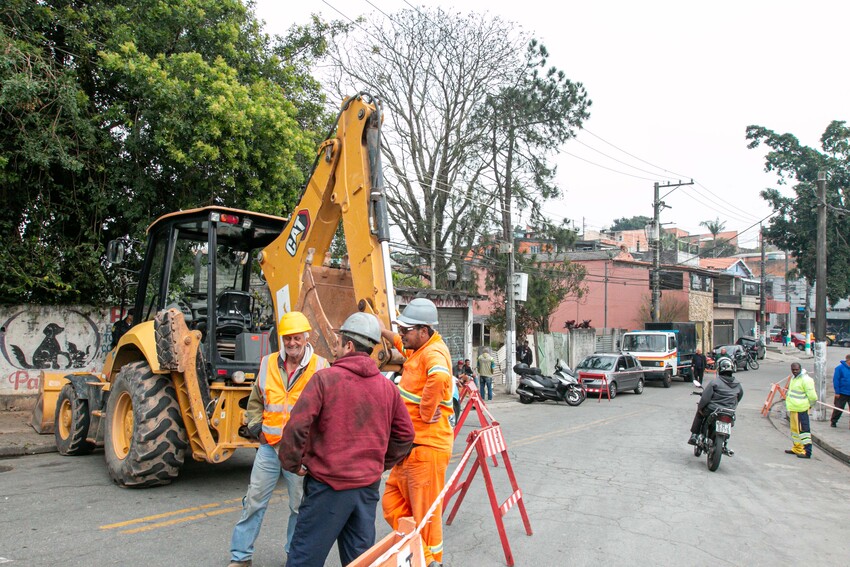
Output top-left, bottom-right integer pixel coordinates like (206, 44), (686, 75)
(259, 93), (399, 367)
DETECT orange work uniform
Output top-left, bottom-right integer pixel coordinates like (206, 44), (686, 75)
(382, 331), (454, 564)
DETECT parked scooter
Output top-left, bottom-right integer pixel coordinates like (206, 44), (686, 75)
(515, 360), (586, 406)
(691, 393), (736, 472)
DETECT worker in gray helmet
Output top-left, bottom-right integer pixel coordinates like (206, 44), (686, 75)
(378, 298), (453, 567)
(279, 311), (414, 567)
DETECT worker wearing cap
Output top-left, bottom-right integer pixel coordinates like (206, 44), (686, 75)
(279, 312), (415, 567)
(379, 298), (454, 567)
(229, 311), (329, 567)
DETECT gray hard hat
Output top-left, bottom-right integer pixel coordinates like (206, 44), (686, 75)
(396, 298), (439, 327)
(338, 312), (382, 347)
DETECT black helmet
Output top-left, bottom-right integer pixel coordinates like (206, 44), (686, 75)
(717, 358), (734, 376)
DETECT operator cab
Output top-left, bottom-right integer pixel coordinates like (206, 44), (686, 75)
(134, 207), (288, 382)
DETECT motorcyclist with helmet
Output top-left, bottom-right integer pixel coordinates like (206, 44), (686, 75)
(688, 357), (743, 445)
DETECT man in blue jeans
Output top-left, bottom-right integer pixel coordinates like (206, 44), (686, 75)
(229, 312), (329, 567)
(477, 347), (495, 400)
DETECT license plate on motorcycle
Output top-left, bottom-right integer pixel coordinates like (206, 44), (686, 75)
(716, 421), (732, 435)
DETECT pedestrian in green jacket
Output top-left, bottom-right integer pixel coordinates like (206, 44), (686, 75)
(784, 362), (818, 459)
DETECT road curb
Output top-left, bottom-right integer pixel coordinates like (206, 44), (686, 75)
(0, 443), (57, 458)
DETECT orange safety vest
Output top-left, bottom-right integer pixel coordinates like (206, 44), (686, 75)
(257, 350), (328, 445)
(393, 331), (454, 452)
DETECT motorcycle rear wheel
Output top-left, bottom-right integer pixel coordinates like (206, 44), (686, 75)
(748, 358), (759, 370)
(518, 393), (534, 404)
(707, 434), (724, 471)
(565, 387), (586, 407)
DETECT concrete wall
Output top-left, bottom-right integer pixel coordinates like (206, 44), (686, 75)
(0, 305), (119, 404)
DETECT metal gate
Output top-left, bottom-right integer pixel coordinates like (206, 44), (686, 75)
(435, 308), (467, 363)
(714, 319), (734, 346)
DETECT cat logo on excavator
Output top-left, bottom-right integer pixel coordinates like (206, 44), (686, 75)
(285, 210), (311, 256)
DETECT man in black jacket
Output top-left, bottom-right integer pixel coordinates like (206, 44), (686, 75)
(688, 358), (743, 445)
(691, 348), (707, 386)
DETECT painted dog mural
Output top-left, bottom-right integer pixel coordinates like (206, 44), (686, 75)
(1, 307), (110, 395)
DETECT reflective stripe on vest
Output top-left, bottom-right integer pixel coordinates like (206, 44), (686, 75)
(257, 351), (327, 445)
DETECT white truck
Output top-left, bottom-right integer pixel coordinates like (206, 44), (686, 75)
(621, 322), (696, 388)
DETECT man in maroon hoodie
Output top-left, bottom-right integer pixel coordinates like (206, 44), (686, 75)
(279, 313), (414, 567)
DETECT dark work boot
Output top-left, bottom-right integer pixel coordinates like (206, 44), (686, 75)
(688, 434), (697, 446)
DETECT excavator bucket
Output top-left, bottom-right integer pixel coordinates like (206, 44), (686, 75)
(296, 265), (358, 363)
(296, 264), (403, 370)
(30, 371), (69, 434)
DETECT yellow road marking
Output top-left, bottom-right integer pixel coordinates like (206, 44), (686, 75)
(100, 491), (283, 531)
(120, 505), (243, 534)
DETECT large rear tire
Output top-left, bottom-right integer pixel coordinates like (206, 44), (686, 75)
(55, 384), (95, 456)
(707, 434), (724, 472)
(104, 361), (188, 487)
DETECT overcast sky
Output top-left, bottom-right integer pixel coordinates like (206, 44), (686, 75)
(253, 0), (849, 247)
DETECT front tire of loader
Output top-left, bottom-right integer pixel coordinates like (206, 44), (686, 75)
(104, 361), (188, 488)
(55, 384), (95, 456)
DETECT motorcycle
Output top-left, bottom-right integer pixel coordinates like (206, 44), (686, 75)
(515, 360), (586, 406)
(743, 348), (759, 370)
(692, 404), (736, 471)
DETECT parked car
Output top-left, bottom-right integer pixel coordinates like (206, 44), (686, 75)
(769, 328), (783, 343)
(575, 353), (645, 398)
(712, 345), (749, 371)
(836, 333), (850, 348)
(736, 336), (766, 360)
(789, 333), (810, 351)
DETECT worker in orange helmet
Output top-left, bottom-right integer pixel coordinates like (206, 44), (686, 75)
(229, 311), (329, 567)
(379, 298), (454, 567)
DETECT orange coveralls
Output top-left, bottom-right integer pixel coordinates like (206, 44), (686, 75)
(382, 331), (454, 564)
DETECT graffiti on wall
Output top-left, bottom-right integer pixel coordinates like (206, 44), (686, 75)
(0, 307), (115, 395)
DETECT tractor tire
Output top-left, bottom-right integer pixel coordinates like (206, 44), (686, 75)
(55, 384), (95, 456)
(104, 361), (188, 488)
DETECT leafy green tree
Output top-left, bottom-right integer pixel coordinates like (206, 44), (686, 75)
(610, 215), (651, 231)
(747, 121), (850, 302)
(0, 0), (332, 304)
(698, 217), (737, 257)
(485, 226), (586, 335)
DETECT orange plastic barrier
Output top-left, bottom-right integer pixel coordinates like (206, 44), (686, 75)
(443, 424), (533, 566)
(761, 376), (791, 417)
(347, 517), (426, 567)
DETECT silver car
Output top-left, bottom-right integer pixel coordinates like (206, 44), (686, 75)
(576, 353), (645, 399)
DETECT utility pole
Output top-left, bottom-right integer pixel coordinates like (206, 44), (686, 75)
(650, 179), (694, 322)
(814, 171), (828, 420)
(505, 240), (516, 394)
(759, 225), (767, 344)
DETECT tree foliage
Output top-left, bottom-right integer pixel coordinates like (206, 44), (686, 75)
(485, 255), (587, 336)
(747, 121), (850, 302)
(0, 0), (331, 304)
(698, 217), (736, 257)
(609, 215), (651, 231)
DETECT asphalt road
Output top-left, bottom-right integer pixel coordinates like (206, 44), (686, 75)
(2, 353), (849, 566)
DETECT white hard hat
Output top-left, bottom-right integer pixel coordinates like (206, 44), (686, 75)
(395, 298), (438, 327)
(338, 312), (382, 347)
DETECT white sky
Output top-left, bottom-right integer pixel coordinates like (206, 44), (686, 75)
(253, 0), (849, 247)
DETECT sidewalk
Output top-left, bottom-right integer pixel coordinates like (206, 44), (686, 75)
(0, 410), (57, 458)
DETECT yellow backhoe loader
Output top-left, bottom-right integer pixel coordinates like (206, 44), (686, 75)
(32, 93), (400, 487)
